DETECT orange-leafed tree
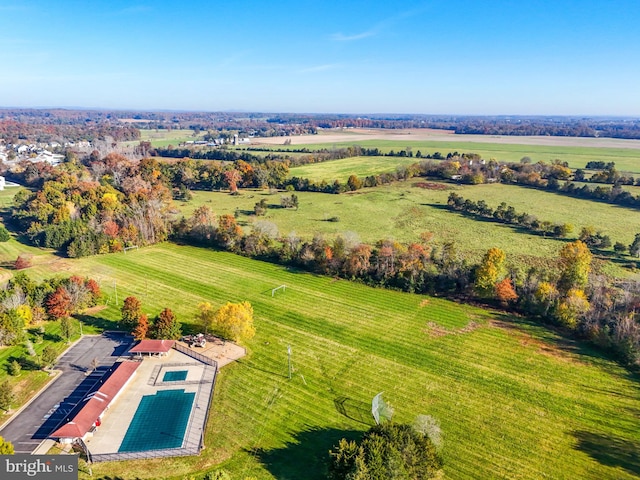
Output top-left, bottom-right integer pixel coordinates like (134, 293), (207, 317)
(224, 169), (242, 194)
(153, 308), (182, 340)
(132, 314), (149, 340)
(216, 214), (243, 250)
(85, 278), (101, 303)
(121, 296), (142, 331)
(46, 287), (72, 319)
(14, 255), (32, 270)
(495, 277), (518, 305)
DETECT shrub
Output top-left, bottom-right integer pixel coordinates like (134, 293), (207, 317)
(8, 360), (21, 376)
(0, 225), (10, 242)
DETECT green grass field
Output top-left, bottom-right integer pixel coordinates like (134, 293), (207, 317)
(122, 129), (207, 148)
(10, 243), (637, 480)
(176, 182), (640, 277)
(289, 156), (419, 182)
(265, 139), (640, 173)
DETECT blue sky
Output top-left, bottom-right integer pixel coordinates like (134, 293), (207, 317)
(0, 0), (639, 115)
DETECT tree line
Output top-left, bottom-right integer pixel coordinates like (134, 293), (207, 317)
(447, 193), (574, 238)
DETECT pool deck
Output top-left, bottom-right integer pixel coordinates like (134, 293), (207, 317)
(85, 349), (214, 459)
(175, 336), (246, 368)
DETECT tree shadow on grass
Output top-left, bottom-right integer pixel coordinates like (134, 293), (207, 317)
(7, 355), (40, 372)
(253, 427), (362, 480)
(573, 430), (640, 476)
(76, 313), (119, 332)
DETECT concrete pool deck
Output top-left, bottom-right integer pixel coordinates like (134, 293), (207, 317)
(85, 349), (214, 460)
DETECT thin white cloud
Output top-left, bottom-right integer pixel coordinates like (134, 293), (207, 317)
(330, 3), (432, 42)
(330, 30), (378, 42)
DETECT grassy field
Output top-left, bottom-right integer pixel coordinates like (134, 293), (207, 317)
(175, 182), (640, 275)
(289, 155), (419, 182)
(121, 129), (206, 148)
(6, 243), (637, 480)
(260, 140), (640, 174)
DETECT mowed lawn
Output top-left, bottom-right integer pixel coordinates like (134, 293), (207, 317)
(265, 140), (640, 173)
(18, 243), (639, 480)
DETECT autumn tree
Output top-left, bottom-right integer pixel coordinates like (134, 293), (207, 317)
(196, 302), (215, 333)
(65, 276), (91, 313)
(555, 288), (590, 329)
(121, 296), (143, 331)
(495, 277), (518, 305)
(347, 174), (363, 191)
(0, 436), (14, 454)
(211, 301), (255, 342)
(343, 243), (372, 279)
(534, 281), (559, 316)
(558, 241), (592, 292)
(46, 286), (72, 319)
(132, 313), (149, 340)
(14, 255), (32, 270)
(85, 278), (101, 303)
(153, 308), (182, 339)
(216, 214), (243, 250)
(474, 248), (507, 298)
(224, 169), (241, 193)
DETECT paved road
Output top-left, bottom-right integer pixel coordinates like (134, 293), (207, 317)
(0, 332), (133, 453)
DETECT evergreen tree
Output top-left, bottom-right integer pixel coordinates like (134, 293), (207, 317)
(0, 380), (14, 412)
(329, 423), (443, 480)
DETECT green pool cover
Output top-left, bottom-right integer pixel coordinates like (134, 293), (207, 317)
(163, 370), (188, 382)
(119, 389), (195, 452)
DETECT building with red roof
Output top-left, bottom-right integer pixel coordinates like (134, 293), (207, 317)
(129, 339), (175, 356)
(51, 361), (141, 444)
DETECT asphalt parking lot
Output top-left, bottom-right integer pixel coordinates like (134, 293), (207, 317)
(0, 332), (133, 453)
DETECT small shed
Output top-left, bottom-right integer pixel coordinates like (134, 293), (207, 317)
(129, 339), (175, 357)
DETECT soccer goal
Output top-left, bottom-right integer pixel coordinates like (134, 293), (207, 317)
(271, 284), (286, 297)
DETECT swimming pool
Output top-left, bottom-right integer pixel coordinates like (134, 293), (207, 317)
(163, 370), (188, 382)
(118, 389), (195, 452)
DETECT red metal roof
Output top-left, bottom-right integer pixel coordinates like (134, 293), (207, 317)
(51, 361), (141, 440)
(129, 339), (175, 354)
